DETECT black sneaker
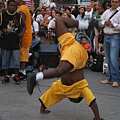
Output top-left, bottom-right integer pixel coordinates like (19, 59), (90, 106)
(13, 75), (20, 84)
(27, 72), (37, 95)
(2, 76), (10, 84)
(19, 72), (26, 80)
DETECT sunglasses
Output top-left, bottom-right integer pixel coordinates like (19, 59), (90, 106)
(112, 0), (118, 3)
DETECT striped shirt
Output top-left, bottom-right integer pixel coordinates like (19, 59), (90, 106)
(24, 0), (33, 11)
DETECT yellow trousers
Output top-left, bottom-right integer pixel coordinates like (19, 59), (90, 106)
(39, 79), (95, 108)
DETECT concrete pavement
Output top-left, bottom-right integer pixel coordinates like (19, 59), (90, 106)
(0, 69), (120, 120)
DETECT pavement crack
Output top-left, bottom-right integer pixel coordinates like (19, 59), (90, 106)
(104, 111), (120, 118)
(0, 116), (2, 120)
(95, 92), (120, 97)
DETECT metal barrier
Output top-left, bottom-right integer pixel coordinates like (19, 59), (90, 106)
(39, 28), (57, 44)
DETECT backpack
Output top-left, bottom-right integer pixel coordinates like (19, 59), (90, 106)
(90, 55), (103, 72)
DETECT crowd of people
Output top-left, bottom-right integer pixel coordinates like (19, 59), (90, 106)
(0, 0), (119, 84)
(31, 0), (120, 88)
(0, 0), (120, 119)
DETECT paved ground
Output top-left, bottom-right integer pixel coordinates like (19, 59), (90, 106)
(0, 69), (120, 120)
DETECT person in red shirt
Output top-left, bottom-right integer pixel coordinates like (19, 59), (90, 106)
(81, 36), (92, 51)
(80, 36), (94, 60)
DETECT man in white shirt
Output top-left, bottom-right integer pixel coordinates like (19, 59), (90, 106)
(100, 0), (120, 87)
(85, 4), (93, 20)
(49, 0), (56, 9)
(42, 0), (50, 7)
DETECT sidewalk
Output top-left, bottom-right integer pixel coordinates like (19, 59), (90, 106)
(0, 69), (120, 120)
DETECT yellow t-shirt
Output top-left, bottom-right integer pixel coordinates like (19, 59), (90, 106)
(18, 5), (32, 47)
(58, 33), (88, 72)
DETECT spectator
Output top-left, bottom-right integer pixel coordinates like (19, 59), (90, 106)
(16, 0), (32, 80)
(24, 0), (34, 11)
(94, 5), (105, 55)
(85, 4), (93, 21)
(92, 2), (100, 19)
(71, 6), (75, 13)
(61, 11), (70, 18)
(81, 36), (92, 52)
(85, 4), (94, 48)
(36, 7), (46, 25)
(91, 0), (95, 10)
(65, 7), (75, 19)
(0, 0), (6, 76)
(47, 9), (56, 30)
(59, 7), (64, 13)
(72, 5), (79, 18)
(46, 9), (56, 43)
(76, 6), (86, 21)
(33, 9), (41, 21)
(30, 10), (41, 46)
(103, 1), (111, 10)
(0, 48), (2, 75)
(47, 10), (61, 43)
(40, 7), (52, 27)
(0, 0), (25, 84)
(105, 3), (111, 10)
(0, 0), (5, 12)
(80, 36), (96, 60)
(42, 0), (50, 8)
(49, 0), (56, 9)
(76, 6), (86, 32)
(100, 0), (120, 87)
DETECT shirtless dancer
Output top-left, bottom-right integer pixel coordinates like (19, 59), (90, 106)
(27, 17), (103, 120)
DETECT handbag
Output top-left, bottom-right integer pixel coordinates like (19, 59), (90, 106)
(98, 30), (104, 44)
(90, 54), (103, 72)
(98, 10), (119, 44)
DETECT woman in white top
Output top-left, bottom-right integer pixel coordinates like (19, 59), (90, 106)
(65, 7), (75, 19)
(49, 0), (56, 9)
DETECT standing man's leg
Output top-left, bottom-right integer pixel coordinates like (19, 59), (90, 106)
(11, 50), (20, 84)
(1, 49), (10, 84)
(109, 35), (120, 86)
(101, 35), (120, 86)
(19, 47), (30, 80)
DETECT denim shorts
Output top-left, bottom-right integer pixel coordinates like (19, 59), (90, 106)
(1, 49), (20, 69)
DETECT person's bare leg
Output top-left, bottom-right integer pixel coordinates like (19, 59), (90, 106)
(90, 100), (104, 120)
(56, 17), (78, 37)
(40, 104), (51, 114)
(13, 68), (19, 74)
(20, 61), (26, 70)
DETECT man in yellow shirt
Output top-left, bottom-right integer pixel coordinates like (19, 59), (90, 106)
(27, 17), (103, 120)
(16, 0), (32, 80)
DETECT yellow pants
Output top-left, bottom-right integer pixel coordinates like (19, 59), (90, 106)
(20, 47), (30, 62)
(39, 79), (95, 108)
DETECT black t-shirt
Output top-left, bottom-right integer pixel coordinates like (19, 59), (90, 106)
(0, 11), (21, 50)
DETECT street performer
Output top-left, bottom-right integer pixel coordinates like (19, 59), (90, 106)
(27, 17), (103, 120)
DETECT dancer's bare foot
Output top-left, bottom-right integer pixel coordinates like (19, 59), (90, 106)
(40, 105), (51, 114)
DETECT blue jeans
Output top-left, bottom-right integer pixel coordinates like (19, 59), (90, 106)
(104, 34), (120, 83)
(1, 49), (20, 69)
(31, 37), (41, 49)
(0, 51), (2, 71)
